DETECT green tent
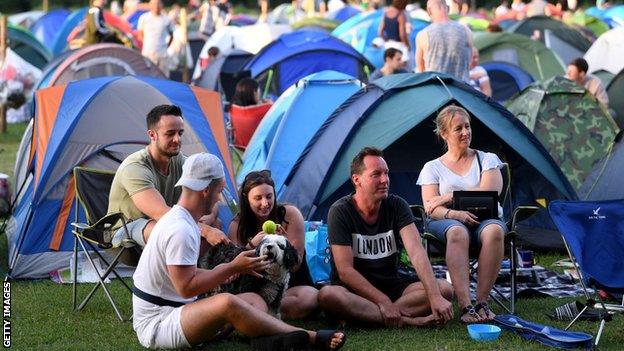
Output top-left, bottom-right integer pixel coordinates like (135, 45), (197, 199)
(568, 12), (609, 37)
(474, 32), (565, 81)
(507, 76), (619, 191)
(458, 16), (490, 31)
(8, 23), (51, 69)
(292, 17), (339, 32)
(507, 15), (592, 53)
(607, 69), (624, 129)
(593, 69), (615, 88)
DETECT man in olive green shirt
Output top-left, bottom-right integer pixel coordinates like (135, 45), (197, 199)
(108, 104), (227, 248)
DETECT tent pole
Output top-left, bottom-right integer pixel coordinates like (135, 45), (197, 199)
(0, 15), (8, 134)
(43, 0), (49, 13)
(180, 8), (189, 83)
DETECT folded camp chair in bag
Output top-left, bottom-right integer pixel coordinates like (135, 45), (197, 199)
(413, 163), (539, 314)
(71, 167), (138, 321)
(549, 199), (624, 347)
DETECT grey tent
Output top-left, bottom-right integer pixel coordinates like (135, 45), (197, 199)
(579, 132), (624, 201)
(194, 49), (253, 102)
(607, 69), (624, 129)
(47, 43), (165, 86)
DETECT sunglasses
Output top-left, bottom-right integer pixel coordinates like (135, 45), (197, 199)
(243, 169), (272, 182)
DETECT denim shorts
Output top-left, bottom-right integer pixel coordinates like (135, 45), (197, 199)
(427, 218), (508, 245)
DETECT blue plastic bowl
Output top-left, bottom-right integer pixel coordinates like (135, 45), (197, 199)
(467, 324), (502, 341)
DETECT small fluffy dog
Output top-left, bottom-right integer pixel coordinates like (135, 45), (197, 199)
(199, 235), (299, 314)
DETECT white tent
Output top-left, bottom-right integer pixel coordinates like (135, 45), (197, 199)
(585, 26), (624, 74)
(192, 23), (291, 80)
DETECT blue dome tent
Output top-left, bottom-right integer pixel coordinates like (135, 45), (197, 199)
(238, 70), (362, 194)
(29, 9), (71, 52)
(243, 30), (373, 96)
(481, 61), (534, 103)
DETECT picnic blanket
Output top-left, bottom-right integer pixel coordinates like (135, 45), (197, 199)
(398, 262), (592, 300)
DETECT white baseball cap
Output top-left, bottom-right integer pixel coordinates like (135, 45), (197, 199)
(175, 153), (225, 191)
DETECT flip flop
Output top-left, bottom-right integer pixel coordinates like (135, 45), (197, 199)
(251, 330), (309, 351)
(475, 302), (495, 321)
(314, 330), (346, 351)
(460, 304), (481, 324)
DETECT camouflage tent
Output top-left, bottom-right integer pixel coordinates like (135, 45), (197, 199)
(507, 76), (619, 191)
(474, 32), (564, 81)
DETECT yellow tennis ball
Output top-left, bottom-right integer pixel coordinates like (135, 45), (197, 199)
(262, 220), (276, 234)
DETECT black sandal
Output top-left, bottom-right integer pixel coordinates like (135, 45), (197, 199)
(251, 330), (309, 351)
(475, 302), (495, 321)
(460, 304), (481, 324)
(314, 330), (346, 351)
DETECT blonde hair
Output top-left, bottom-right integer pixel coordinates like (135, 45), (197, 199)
(434, 105), (471, 145)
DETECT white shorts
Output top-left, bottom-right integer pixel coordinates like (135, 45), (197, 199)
(133, 296), (191, 349)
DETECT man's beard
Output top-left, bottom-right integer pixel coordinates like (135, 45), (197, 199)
(157, 144), (180, 158)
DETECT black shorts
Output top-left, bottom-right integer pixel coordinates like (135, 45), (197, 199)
(377, 275), (420, 302)
(334, 273), (420, 302)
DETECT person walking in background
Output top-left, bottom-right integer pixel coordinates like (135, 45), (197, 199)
(216, 0), (233, 29)
(198, 0), (219, 39)
(377, 0), (411, 60)
(138, 0), (176, 77)
(87, 0), (116, 44)
(415, 0), (473, 83)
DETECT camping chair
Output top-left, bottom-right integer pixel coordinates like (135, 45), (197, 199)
(412, 163), (539, 314)
(548, 199), (624, 347)
(229, 102), (273, 149)
(71, 167), (138, 321)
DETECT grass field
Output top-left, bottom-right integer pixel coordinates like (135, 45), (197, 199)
(1, 122), (623, 350)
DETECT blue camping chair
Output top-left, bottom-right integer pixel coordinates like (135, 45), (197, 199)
(549, 200), (624, 347)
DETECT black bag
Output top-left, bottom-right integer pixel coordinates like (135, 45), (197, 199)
(452, 190), (498, 221)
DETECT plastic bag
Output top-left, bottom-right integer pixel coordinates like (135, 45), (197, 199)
(304, 222), (332, 285)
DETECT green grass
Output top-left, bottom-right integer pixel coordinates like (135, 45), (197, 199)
(0, 122), (28, 179)
(1, 122), (624, 350)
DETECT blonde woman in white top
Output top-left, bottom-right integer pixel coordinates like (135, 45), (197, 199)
(417, 105), (507, 324)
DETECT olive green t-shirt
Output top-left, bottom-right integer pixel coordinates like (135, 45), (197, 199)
(107, 148), (185, 224)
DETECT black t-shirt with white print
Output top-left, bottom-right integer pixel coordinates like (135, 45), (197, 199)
(327, 194), (415, 288)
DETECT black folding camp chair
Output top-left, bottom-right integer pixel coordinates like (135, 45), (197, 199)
(549, 199), (624, 347)
(71, 167), (138, 321)
(413, 163), (539, 314)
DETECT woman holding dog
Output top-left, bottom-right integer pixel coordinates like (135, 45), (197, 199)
(228, 170), (319, 319)
(417, 105), (507, 324)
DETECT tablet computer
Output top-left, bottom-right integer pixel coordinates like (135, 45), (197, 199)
(452, 190), (499, 221)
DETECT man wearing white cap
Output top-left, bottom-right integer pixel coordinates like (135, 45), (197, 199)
(132, 153), (346, 350)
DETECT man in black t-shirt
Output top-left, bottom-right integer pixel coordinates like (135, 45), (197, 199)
(318, 147), (454, 327)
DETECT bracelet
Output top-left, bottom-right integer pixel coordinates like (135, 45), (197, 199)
(444, 209), (452, 219)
